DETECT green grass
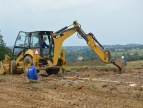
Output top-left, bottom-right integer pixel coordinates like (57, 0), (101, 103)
(0, 76), (7, 81)
(111, 49), (143, 56)
(89, 83), (97, 89)
(126, 60), (143, 68)
(128, 49), (143, 56)
(111, 51), (127, 56)
(72, 83), (79, 88)
(65, 65), (114, 70)
(66, 65), (90, 69)
(66, 60), (143, 70)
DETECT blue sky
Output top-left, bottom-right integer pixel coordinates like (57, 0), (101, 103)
(0, 0), (143, 46)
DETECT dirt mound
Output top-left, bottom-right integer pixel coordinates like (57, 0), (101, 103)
(0, 67), (143, 108)
(67, 60), (105, 66)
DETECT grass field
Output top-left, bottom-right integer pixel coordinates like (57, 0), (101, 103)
(66, 60), (143, 70)
(111, 49), (143, 56)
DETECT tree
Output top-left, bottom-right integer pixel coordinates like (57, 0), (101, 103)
(0, 46), (14, 61)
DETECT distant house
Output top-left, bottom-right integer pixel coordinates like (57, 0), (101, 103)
(77, 56), (83, 61)
(115, 48), (125, 51)
(0, 32), (6, 46)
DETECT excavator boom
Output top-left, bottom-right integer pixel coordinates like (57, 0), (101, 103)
(51, 21), (125, 73)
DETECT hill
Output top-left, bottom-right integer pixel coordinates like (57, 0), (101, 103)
(63, 44), (143, 62)
(7, 44), (143, 62)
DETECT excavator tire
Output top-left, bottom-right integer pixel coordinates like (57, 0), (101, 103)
(46, 68), (60, 75)
(11, 61), (16, 74)
(23, 56), (32, 73)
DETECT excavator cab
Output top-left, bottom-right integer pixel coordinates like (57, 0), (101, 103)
(13, 31), (53, 57)
(11, 31), (65, 75)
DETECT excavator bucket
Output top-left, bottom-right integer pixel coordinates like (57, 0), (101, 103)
(112, 59), (125, 74)
(0, 55), (11, 75)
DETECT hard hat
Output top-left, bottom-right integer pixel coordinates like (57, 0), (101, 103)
(121, 56), (124, 59)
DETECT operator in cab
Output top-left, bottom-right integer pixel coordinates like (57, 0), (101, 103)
(41, 37), (49, 48)
(27, 62), (38, 82)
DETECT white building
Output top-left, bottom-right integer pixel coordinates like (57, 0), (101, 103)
(77, 56), (83, 61)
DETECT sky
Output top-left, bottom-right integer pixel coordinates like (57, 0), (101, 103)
(0, 0), (143, 46)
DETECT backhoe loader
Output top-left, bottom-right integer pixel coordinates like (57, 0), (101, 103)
(0, 21), (125, 75)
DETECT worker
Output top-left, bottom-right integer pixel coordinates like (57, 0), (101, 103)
(121, 56), (127, 66)
(27, 62), (38, 82)
(41, 37), (49, 48)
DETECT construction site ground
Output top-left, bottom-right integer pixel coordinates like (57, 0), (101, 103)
(0, 60), (143, 108)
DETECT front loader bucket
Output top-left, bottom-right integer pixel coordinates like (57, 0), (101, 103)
(112, 59), (125, 74)
(0, 61), (5, 75)
(0, 55), (23, 74)
(0, 55), (11, 74)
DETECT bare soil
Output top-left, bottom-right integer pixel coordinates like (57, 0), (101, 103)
(0, 62), (143, 108)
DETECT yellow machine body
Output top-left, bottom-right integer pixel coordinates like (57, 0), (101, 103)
(0, 21), (125, 75)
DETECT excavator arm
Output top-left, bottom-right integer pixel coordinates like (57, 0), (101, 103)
(51, 21), (125, 73)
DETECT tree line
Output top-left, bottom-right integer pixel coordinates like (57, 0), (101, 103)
(0, 46), (14, 61)
(64, 45), (143, 62)
(0, 45), (143, 62)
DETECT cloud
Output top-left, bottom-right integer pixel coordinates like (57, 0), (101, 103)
(24, 0), (96, 10)
(0, 0), (143, 46)
(0, 0), (97, 14)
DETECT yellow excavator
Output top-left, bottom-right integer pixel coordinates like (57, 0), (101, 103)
(0, 21), (125, 75)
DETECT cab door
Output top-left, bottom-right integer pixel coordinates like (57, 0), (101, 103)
(13, 31), (29, 56)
